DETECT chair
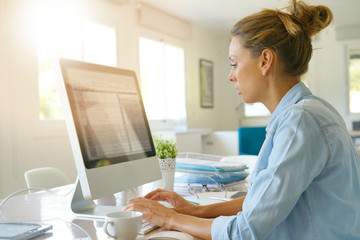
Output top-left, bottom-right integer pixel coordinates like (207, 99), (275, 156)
(24, 167), (71, 189)
(238, 126), (266, 155)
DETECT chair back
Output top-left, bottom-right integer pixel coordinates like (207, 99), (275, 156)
(24, 167), (71, 189)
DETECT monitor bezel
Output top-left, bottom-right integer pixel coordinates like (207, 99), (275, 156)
(59, 59), (156, 169)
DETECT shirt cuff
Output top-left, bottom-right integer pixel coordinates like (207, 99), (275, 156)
(211, 215), (237, 240)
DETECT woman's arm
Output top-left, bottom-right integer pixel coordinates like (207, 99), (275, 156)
(170, 213), (213, 240)
(143, 188), (245, 218)
(125, 197), (214, 240)
(125, 190), (245, 239)
(195, 196), (245, 218)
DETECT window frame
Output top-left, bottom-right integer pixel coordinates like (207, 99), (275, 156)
(138, 29), (188, 131)
(34, 3), (120, 138)
(346, 43), (360, 115)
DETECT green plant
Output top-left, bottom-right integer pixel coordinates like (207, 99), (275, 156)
(153, 135), (178, 159)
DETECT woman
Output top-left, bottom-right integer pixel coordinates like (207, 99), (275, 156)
(125, 1), (360, 239)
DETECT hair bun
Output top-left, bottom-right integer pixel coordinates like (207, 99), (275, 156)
(289, 1), (333, 36)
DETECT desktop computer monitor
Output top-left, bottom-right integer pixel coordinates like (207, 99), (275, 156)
(56, 59), (161, 218)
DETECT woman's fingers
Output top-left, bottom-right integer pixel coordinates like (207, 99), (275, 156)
(124, 197), (176, 229)
(127, 191), (199, 217)
(143, 188), (167, 199)
(144, 189), (180, 207)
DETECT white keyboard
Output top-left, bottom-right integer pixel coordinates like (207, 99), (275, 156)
(139, 201), (173, 235)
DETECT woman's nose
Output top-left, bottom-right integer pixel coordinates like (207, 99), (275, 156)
(228, 72), (235, 82)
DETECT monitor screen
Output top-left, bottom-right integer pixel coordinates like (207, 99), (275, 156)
(61, 60), (155, 169)
(57, 59), (161, 203)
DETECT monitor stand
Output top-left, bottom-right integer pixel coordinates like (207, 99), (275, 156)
(70, 178), (123, 220)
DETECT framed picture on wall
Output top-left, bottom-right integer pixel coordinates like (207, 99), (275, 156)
(200, 59), (214, 108)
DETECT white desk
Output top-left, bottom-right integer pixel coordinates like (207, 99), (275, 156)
(0, 185), (197, 240)
(0, 154), (255, 239)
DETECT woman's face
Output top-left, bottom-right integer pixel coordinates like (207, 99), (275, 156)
(228, 37), (265, 103)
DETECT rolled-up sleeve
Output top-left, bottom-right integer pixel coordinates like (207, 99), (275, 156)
(211, 107), (329, 239)
(212, 212), (254, 239)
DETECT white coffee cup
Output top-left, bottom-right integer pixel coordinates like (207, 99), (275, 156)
(103, 211), (143, 240)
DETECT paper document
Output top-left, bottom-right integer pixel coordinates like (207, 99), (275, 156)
(176, 158), (247, 172)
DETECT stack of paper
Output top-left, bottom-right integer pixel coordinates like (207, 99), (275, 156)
(174, 152), (249, 192)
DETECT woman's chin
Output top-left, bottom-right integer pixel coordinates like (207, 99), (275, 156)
(241, 96), (254, 104)
(240, 95), (248, 102)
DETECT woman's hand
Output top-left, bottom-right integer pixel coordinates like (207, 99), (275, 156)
(143, 189), (200, 216)
(124, 197), (177, 229)
(124, 193), (214, 240)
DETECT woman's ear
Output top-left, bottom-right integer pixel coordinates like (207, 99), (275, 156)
(259, 49), (275, 76)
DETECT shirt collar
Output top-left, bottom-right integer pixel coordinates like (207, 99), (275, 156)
(267, 82), (312, 130)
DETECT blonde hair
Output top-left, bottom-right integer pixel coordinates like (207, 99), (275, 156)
(231, 0), (333, 77)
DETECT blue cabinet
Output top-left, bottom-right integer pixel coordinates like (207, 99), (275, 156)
(238, 127), (266, 155)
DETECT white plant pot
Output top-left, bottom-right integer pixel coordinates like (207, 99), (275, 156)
(156, 158), (176, 191)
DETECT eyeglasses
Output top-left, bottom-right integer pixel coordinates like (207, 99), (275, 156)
(187, 182), (225, 198)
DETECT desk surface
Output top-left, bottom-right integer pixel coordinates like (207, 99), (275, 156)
(0, 185), (195, 240)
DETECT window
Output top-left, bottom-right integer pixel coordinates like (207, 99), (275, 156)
(139, 37), (187, 129)
(349, 47), (360, 113)
(244, 103), (270, 117)
(37, 7), (117, 120)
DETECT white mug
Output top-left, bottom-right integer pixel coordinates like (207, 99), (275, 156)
(103, 211), (143, 240)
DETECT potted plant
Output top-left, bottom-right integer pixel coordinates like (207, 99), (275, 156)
(152, 135), (178, 191)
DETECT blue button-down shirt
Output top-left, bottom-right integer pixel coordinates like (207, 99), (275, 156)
(212, 82), (360, 239)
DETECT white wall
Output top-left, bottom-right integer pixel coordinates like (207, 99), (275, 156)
(0, 0), (12, 199)
(185, 27), (239, 131)
(309, 24), (360, 129)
